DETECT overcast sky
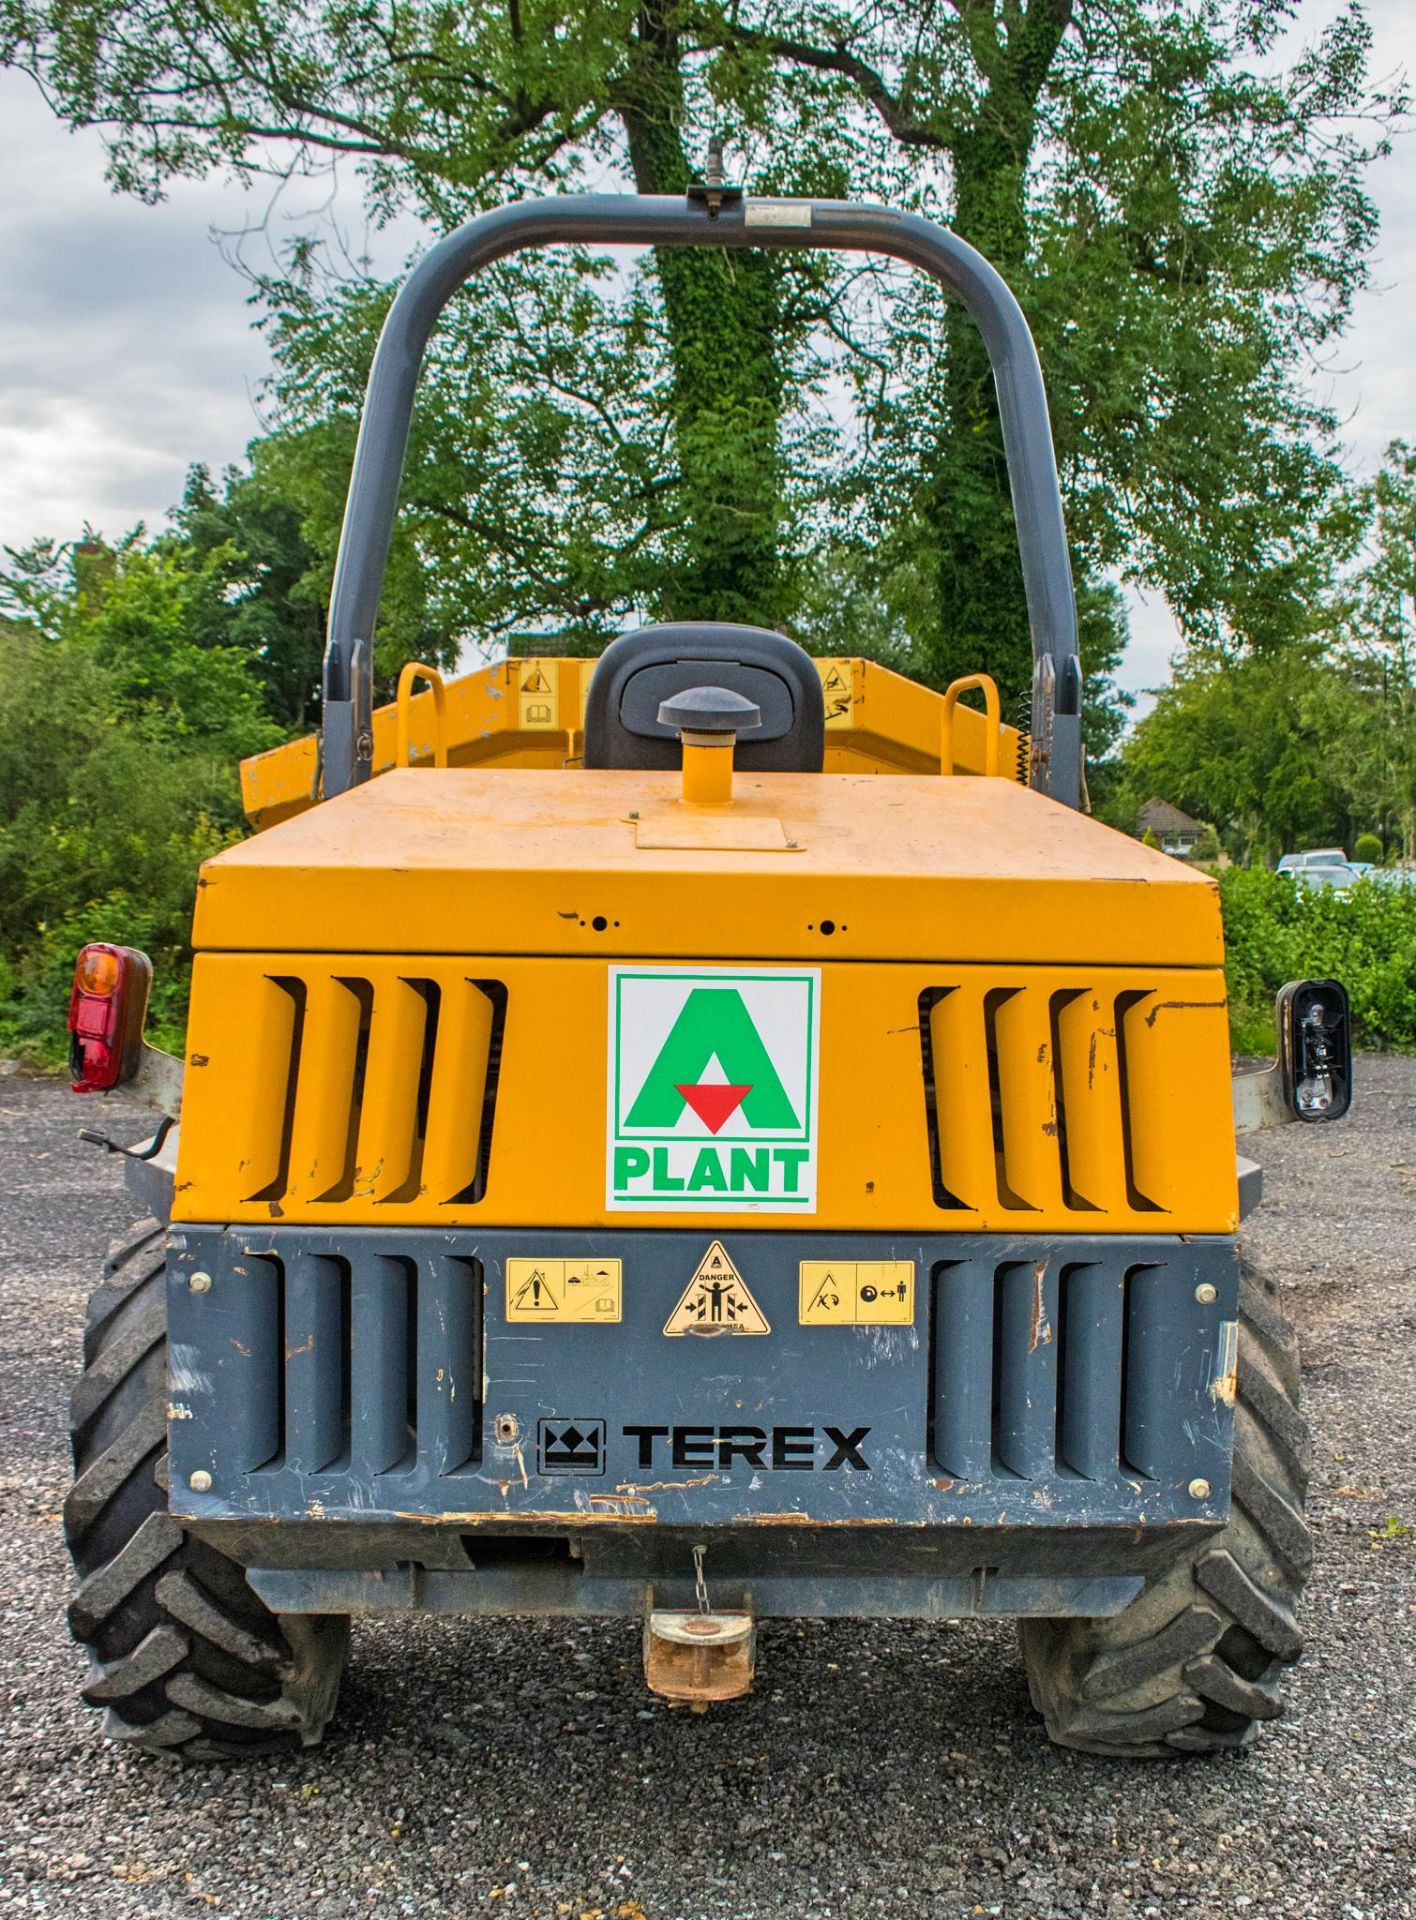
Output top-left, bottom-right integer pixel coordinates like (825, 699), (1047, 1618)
(1, 0), (1412, 698)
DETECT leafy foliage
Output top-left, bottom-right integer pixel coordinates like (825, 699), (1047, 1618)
(0, 509), (294, 1061)
(1219, 867), (1416, 1055)
(3, 1), (1400, 758)
(1107, 443), (1416, 862)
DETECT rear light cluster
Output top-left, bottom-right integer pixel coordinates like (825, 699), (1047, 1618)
(68, 944), (152, 1092)
(1277, 978), (1352, 1122)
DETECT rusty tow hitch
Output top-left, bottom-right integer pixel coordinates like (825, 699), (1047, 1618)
(644, 1546), (755, 1709)
(644, 1609), (756, 1710)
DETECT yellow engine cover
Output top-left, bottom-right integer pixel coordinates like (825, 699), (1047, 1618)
(175, 768), (1237, 1235)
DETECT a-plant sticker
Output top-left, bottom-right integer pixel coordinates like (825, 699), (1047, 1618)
(607, 966), (820, 1212)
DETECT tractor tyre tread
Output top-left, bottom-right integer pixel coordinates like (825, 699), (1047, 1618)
(1018, 1265), (1310, 1757)
(64, 1223), (349, 1759)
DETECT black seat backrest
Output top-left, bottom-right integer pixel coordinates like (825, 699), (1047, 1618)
(583, 623), (825, 772)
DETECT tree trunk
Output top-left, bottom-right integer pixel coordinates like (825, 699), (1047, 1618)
(618, 3), (786, 626)
(923, 3), (1073, 709)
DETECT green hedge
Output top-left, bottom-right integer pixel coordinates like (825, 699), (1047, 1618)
(1218, 867), (1416, 1054)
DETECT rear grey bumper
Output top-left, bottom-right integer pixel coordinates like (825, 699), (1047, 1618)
(166, 1226), (1238, 1616)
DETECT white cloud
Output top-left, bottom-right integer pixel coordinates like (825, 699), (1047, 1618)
(0, 77), (275, 541)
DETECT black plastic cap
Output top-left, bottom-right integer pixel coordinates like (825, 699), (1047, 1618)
(657, 685), (763, 735)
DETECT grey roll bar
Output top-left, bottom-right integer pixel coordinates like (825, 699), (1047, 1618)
(320, 194), (1083, 805)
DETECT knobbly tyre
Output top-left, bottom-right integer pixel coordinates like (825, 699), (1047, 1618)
(62, 188), (1353, 1762)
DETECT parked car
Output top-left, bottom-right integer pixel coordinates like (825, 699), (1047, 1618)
(1278, 847), (1350, 874)
(1294, 864), (1358, 893)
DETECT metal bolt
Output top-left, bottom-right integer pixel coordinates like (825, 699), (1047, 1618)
(189, 1469), (213, 1493)
(494, 1414), (519, 1445)
(785, 840), (799, 849)
(1188, 1477), (1212, 1501)
(1195, 1282), (1217, 1305)
(189, 1271), (212, 1294)
(627, 810), (639, 821)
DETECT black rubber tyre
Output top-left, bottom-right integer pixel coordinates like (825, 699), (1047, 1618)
(64, 1219), (350, 1759)
(1020, 1261), (1312, 1756)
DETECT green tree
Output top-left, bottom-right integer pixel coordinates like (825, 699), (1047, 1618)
(171, 463), (329, 730)
(1334, 442), (1416, 858)
(0, 528), (284, 1057)
(1106, 647), (1363, 861)
(1192, 824), (1221, 866)
(0, 2), (1399, 753)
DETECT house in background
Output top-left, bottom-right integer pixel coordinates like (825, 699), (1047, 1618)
(1137, 797), (1207, 857)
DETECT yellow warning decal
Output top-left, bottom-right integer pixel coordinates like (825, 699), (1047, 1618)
(664, 1240), (770, 1338)
(516, 658), (560, 731)
(799, 1261), (914, 1326)
(506, 1258), (622, 1323)
(815, 659), (854, 728)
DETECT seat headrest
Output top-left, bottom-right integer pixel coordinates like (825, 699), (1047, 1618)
(583, 623), (825, 772)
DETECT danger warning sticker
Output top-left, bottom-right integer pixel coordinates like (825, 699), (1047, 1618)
(515, 658), (559, 730)
(815, 659), (854, 728)
(607, 966), (820, 1212)
(663, 1241), (770, 1338)
(799, 1261), (915, 1326)
(505, 1258), (623, 1323)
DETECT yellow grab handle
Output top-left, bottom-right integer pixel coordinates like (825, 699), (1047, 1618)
(940, 672), (1001, 778)
(395, 661), (448, 769)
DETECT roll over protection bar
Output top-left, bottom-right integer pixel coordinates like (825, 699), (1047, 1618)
(320, 194), (1083, 806)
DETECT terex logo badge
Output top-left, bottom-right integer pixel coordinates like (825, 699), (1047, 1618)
(607, 967), (820, 1212)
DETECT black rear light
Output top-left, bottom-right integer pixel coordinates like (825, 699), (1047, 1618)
(1276, 979), (1351, 1122)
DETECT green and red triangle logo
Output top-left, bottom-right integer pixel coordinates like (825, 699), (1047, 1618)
(625, 988), (800, 1133)
(608, 967), (819, 1212)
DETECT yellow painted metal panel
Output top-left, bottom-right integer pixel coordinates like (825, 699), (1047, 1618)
(202, 769), (1224, 970)
(1054, 989), (1129, 1214)
(181, 962), (296, 1204)
(353, 974), (429, 1203)
(283, 975), (363, 1203)
(927, 987), (998, 1212)
(992, 985), (1064, 1214)
(420, 977), (497, 1203)
(175, 956), (1237, 1235)
(1119, 987), (1236, 1215)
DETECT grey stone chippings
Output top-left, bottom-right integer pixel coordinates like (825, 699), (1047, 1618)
(0, 1065), (1412, 1917)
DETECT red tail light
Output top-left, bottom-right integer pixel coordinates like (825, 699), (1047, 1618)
(67, 944), (153, 1092)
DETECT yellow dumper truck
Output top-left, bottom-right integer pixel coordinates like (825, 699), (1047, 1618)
(62, 191), (1349, 1761)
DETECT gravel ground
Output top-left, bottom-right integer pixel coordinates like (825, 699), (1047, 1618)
(1, 1065), (1412, 1920)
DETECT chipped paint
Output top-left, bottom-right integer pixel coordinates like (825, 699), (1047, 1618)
(1210, 1318), (1240, 1407)
(1142, 997), (1228, 1027)
(1027, 1259), (1051, 1352)
(168, 1344), (212, 1394)
(618, 1477), (716, 1494)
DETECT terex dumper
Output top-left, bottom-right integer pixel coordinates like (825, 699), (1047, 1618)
(61, 193), (1352, 1761)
